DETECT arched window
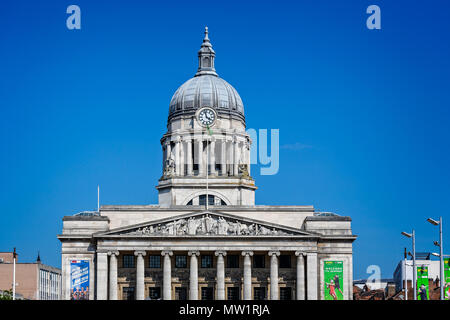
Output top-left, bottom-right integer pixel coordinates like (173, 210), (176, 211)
(186, 194), (227, 206)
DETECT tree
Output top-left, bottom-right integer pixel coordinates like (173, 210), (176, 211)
(0, 289), (13, 300)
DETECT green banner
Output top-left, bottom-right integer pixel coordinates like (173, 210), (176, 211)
(324, 260), (344, 300)
(444, 258), (450, 300)
(417, 265), (429, 300)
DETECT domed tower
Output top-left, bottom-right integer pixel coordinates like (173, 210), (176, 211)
(157, 27), (256, 207)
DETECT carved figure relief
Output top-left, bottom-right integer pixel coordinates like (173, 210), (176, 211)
(129, 214), (291, 236)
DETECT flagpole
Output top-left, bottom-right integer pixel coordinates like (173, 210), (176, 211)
(206, 134), (209, 211)
(97, 185), (100, 212)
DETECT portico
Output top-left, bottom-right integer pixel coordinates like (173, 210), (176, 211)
(97, 248), (314, 300)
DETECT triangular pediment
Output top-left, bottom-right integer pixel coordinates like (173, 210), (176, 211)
(95, 211), (316, 237)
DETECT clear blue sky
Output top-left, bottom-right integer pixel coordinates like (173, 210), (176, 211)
(0, 0), (449, 280)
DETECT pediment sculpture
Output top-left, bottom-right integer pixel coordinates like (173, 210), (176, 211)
(125, 214), (292, 236)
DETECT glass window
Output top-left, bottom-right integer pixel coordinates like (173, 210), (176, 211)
(227, 255), (239, 268)
(280, 287), (292, 300)
(149, 287), (161, 300)
(254, 287), (266, 300)
(122, 287), (135, 300)
(201, 255), (213, 268)
(279, 255), (291, 268)
(175, 255), (187, 268)
(149, 255), (161, 268)
(227, 287), (240, 300)
(199, 194), (214, 206)
(253, 255), (265, 268)
(123, 255), (135, 268)
(201, 287), (214, 300)
(175, 287), (187, 300)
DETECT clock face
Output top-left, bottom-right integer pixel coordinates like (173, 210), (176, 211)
(198, 108), (216, 126)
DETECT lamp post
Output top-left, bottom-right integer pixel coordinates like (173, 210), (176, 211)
(427, 217), (444, 300)
(12, 247), (16, 300)
(402, 230), (416, 300)
(403, 247), (408, 300)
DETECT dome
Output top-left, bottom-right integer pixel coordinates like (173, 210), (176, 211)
(168, 27), (245, 124)
(169, 75), (244, 123)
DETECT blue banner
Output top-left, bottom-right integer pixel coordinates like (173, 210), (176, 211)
(70, 260), (90, 300)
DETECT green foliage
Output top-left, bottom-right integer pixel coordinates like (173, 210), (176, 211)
(0, 289), (13, 300)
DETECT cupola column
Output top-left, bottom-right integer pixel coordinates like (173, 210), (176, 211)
(186, 138), (193, 176)
(179, 138), (185, 176)
(166, 142), (171, 162)
(221, 139), (226, 176)
(173, 138), (180, 176)
(197, 138), (204, 176)
(210, 138), (216, 175)
(233, 139), (239, 176)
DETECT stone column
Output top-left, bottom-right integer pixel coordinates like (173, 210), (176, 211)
(242, 251), (253, 300)
(245, 139), (251, 176)
(166, 142), (171, 162)
(135, 251), (146, 300)
(179, 138), (185, 176)
(295, 251), (306, 300)
(210, 138), (216, 175)
(173, 138), (179, 176)
(161, 251), (173, 300)
(96, 252), (108, 300)
(221, 139), (226, 176)
(197, 139), (204, 176)
(306, 252), (318, 300)
(186, 138), (193, 176)
(188, 251), (200, 300)
(215, 251), (226, 300)
(233, 139), (239, 176)
(108, 251), (119, 300)
(268, 251), (280, 300)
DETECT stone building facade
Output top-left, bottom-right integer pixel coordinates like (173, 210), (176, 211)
(58, 28), (356, 300)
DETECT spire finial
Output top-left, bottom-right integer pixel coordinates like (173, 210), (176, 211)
(195, 27), (217, 77)
(36, 251), (41, 263)
(204, 26), (209, 41)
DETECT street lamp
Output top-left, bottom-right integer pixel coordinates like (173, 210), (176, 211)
(431, 253), (449, 257)
(402, 230), (416, 300)
(427, 216), (444, 300)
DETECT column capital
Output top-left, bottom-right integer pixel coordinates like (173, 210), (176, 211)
(188, 251), (200, 256)
(161, 250), (173, 256)
(241, 251), (253, 257)
(215, 250), (227, 257)
(295, 251), (306, 257)
(134, 250), (146, 257)
(268, 251), (280, 257)
(108, 251), (119, 256)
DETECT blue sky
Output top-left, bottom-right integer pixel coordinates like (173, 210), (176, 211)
(0, 0), (449, 280)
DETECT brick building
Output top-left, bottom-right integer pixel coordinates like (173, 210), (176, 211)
(0, 252), (62, 300)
